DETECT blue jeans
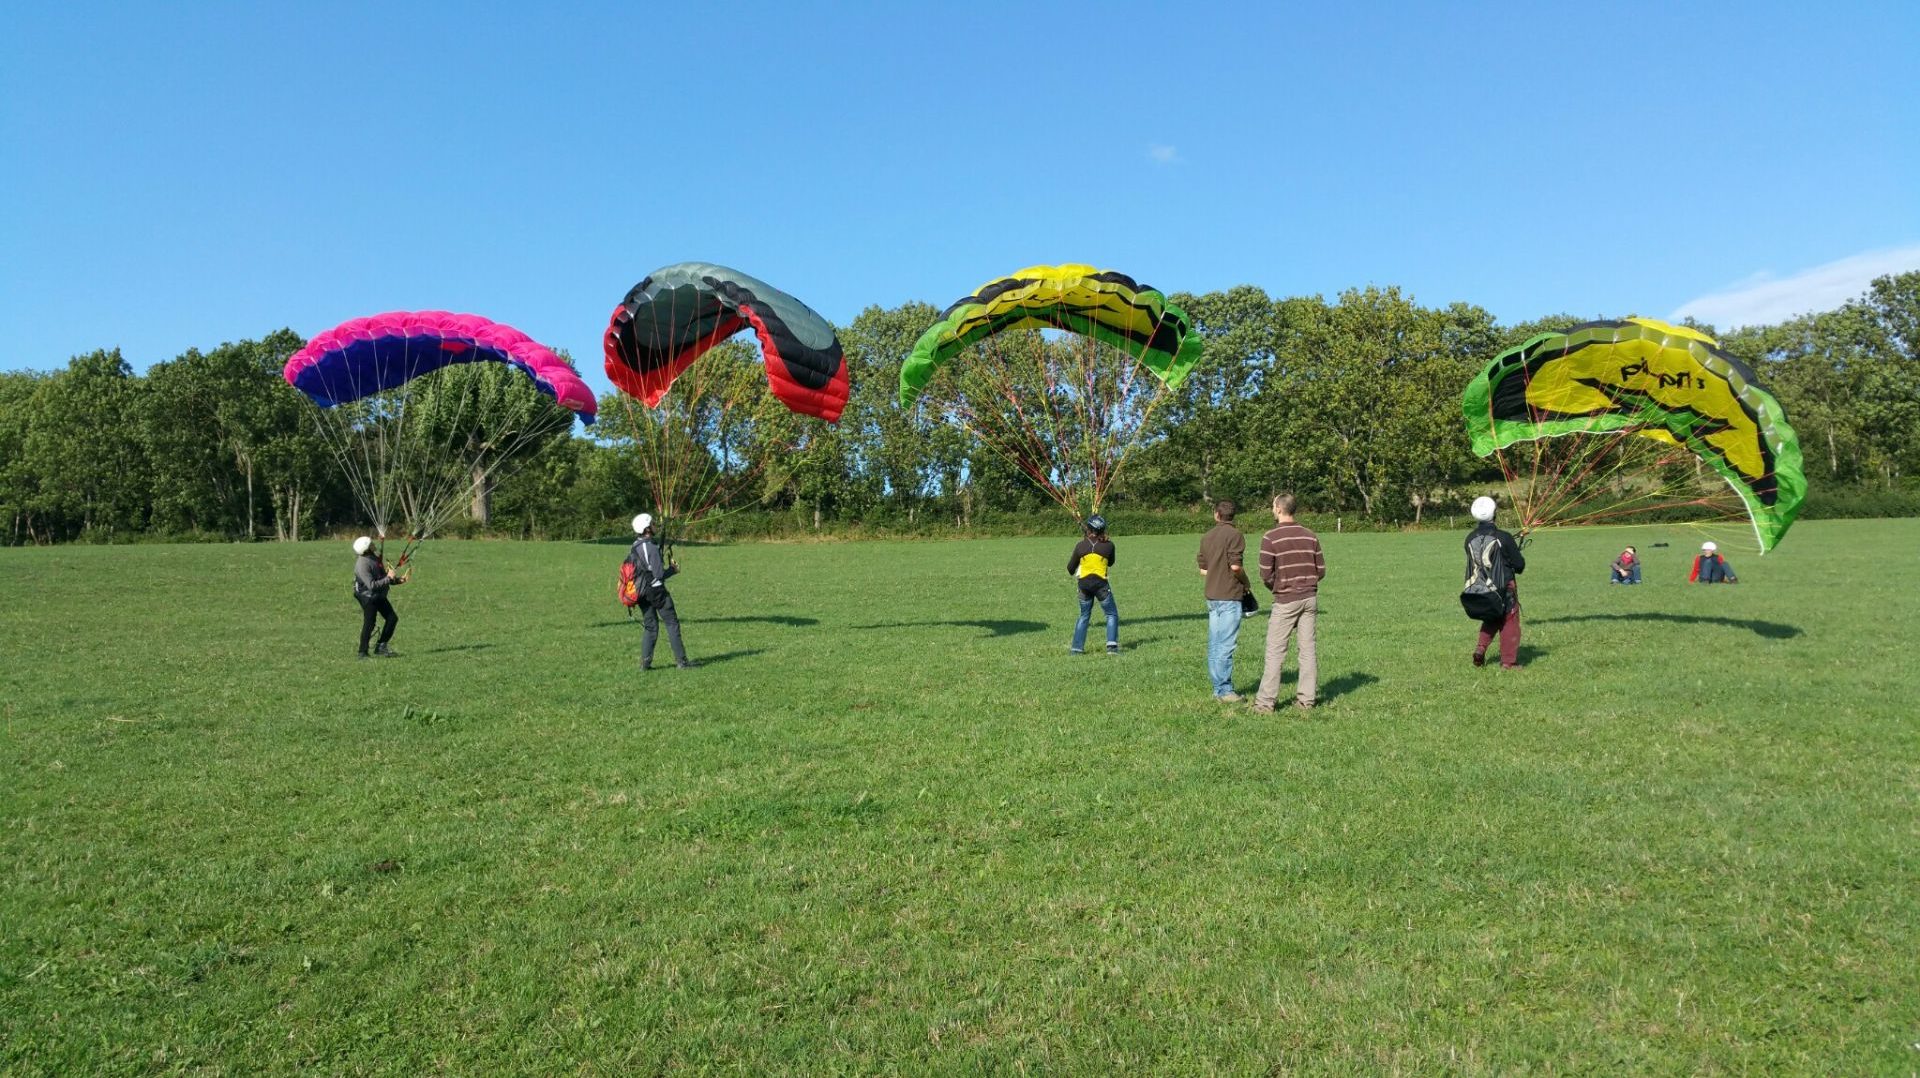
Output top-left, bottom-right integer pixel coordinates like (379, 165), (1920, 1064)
(1206, 599), (1243, 696)
(1072, 584), (1119, 651)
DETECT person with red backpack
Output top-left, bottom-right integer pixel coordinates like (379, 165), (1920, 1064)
(625, 513), (695, 670)
(1461, 496), (1526, 669)
(1688, 541), (1738, 584)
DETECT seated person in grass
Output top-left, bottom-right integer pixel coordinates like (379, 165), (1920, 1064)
(1067, 514), (1119, 654)
(1609, 546), (1641, 584)
(352, 535), (405, 658)
(1689, 541), (1738, 584)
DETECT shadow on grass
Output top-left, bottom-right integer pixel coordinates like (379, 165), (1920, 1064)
(1533, 612), (1801, 640)
(594, 615), (819, 629)
(417, 642), (497, 655)
(695, 645), (768, 664)
(852, 619), (1047, 638)
(1244, 670), (1379, 707)
(1463, 644), (1552, 669)
(1128, 612), (1206, 625)
(1319, 670), (1379, 704)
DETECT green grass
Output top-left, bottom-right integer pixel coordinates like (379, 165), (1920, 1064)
(3, 520), (1917, 1074)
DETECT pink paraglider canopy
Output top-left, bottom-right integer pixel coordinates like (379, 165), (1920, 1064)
(284, 311), (596, 422)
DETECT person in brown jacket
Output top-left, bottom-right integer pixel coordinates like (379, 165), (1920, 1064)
(1196, 500), (1251, 701)
(1252, 493), (1326, 712)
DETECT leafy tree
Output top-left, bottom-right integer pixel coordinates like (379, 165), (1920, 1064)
(838, 303), (965, 522)
(0, 372), (48, 543)
(1128, 285), (1280, 508)
(21, 350), (151, 540)
(141, 329), (318, 538)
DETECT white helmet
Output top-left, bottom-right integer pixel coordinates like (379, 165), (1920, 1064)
(632, 513), (653, 535)
(352, 536), (373, 555)
(1702, 541), (1717, 552)
(1470, 496), (1497, 523)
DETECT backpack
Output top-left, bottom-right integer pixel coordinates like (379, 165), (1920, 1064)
(616, 556), (644, 608)
(1460, 530), (1511, 621)
(1075, 546), (1112, 597)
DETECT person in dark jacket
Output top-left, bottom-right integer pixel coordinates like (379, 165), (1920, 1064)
(1465, 496), (1526, 669)
(628, 513), (695, 669)
(1067, 514), (1119, 654)
(1197, 500), (1251, 701)
(352, 535), (404, 658)
(1688, 541), (1738, 583)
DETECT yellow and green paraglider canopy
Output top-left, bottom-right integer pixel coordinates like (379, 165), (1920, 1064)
(1462, 317), (1805, 552)
(899, 264), (1203, 407)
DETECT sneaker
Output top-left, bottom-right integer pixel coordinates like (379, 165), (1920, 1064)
(1217, 692), (1243, 703)
(676, 660), (700, 669)
(1471, 651), (1486, 668)
(639, 662), (652, 671)
(1069, 648), (1084, 655)
(357, 652), (370, 661)
(374, 644), (398, 658)
(1251, 702), (1275, 714)
(1105, 644), (1120, 655)
(1296, 701), (1314, 711)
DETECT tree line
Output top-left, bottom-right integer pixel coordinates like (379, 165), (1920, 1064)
(3, 273), (1915, 545)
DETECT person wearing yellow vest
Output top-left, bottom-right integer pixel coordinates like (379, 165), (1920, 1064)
(1068, 514), (1120, 654)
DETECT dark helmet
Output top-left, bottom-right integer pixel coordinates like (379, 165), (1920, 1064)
(1084, 514), (1107, 533)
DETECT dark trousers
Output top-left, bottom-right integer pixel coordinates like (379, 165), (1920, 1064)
(1476, 596), (1521, 668)
(356, 594), (397, 653)
(641, 591), (688, 666)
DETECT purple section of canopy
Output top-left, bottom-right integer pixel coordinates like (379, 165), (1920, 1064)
(282, 311), (596, 422)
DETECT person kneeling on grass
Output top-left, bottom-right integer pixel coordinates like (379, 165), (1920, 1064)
(1689, 541), (1738, 584)
(352, 535), (404, 659)
(1610, 545), (1641, 584)
(1067, 514), (1119, 655)
(628, 513), (696, 670)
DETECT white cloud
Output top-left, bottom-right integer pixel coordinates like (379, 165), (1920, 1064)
(1147, 144), (1179, 164)
(1671, 244), (1920, 329)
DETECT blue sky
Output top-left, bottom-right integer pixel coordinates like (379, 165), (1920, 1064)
(4, 2), (1916, 395)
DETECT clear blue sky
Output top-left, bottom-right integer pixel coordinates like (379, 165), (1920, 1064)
(4, 2), (1917, 395)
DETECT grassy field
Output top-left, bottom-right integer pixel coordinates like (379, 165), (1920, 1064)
(3, 519), (1917, 1074)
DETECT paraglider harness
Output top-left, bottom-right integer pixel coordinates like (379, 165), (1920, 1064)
(618, 531), (671, 618)
(1460, 529), (1513, 621)
(617, 558), (644, 612)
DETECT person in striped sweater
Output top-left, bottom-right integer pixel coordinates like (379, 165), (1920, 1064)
(1252, 493), (1326, 712)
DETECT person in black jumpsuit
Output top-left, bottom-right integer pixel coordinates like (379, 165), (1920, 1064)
(628, 513), (695, 669)
(352, 535), (404, 658)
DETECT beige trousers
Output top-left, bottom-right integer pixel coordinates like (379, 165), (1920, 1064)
(1255, 595), (1318, 708)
